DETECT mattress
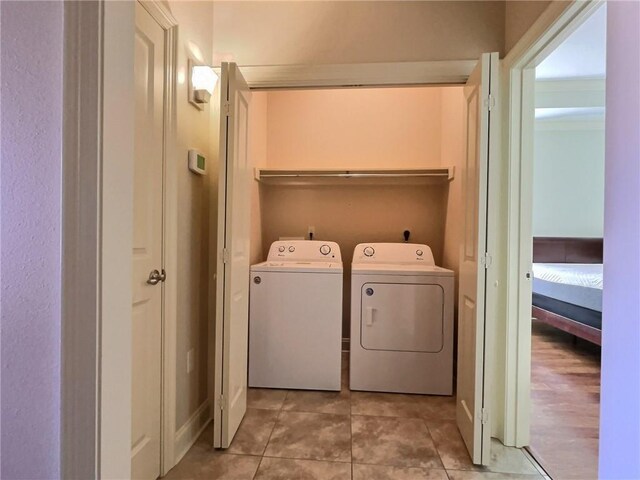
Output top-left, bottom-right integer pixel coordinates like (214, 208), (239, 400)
(532, 263), (603, 312)
(532, 294), (602, 330)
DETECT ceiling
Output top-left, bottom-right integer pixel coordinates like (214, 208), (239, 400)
(536, 4), (607, 80)
(535, 5), (606, 121)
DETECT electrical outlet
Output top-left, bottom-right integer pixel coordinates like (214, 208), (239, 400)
(187, 348), (195, 373)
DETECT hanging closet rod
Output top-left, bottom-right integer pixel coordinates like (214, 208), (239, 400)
(256, 167), (454, 181)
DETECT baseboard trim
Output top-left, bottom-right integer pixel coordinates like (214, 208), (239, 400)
(342, 337), (350, 352)
(174, 400), (211, 465)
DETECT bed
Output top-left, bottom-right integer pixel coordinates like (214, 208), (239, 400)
(531, 237), (603, 345)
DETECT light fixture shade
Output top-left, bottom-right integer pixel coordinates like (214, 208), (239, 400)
(191, 65), (218, 96)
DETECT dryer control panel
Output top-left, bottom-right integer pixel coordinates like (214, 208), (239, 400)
(267, 240), (342, 262)
(353, 243), (435, 266)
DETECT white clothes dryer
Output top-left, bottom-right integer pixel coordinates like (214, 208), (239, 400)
(249, 240), (343, 391)
(350, 243), (454, 395)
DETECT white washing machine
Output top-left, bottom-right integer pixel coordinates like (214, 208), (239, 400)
(249, 240), (343, 391)
(350, 243), (454, 395)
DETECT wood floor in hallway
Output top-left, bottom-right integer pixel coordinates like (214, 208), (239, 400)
(528, 320), (601, 480)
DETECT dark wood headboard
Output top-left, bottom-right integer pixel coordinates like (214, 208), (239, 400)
(533, 237), (603, 263)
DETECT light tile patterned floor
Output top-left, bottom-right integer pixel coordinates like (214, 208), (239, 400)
(164, 356), (546, 480)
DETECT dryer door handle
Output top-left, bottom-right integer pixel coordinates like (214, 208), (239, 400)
(365, 307), (376, 326)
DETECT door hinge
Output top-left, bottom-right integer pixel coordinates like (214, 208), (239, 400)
(217, 395), (226, 411)
(480, 407), (489, 425)
(484, 94), (496, 112)
(222, 248), (230, 264)
(481, 252), (492, 269)
(223, 101), (231, 117)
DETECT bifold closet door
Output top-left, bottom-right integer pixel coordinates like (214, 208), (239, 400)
(213, 62), (252, 449)
(456, 52), (499, 466)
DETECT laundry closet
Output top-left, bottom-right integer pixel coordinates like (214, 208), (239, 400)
(246, 85), (467, 341)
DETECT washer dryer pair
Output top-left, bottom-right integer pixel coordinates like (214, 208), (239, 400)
(350, 243), (454, 395)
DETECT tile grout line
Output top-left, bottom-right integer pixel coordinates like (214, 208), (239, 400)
(260, 453), (352, 464)
(251, 455), (264, 480)
(423, 418), (447, 472)
(252, 391), (287, 477)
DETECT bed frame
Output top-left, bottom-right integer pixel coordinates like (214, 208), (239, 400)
(532, 237), (603, 345)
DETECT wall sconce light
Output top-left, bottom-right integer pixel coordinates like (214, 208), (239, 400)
(189, 60), (218, 110)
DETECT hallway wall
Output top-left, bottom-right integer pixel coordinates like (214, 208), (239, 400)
(168, 0), (216, 438)
(213, 1), (505, 65)
(504, 0), (552, 54)
(599, 1), (640, 477)
(0, 3), (63, 478)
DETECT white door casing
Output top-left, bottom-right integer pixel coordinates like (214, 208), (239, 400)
(501, 0), (603, 448)
(456, 52), (499, 466)
(131, 3), (165, 478)
(214, 63), (252, 448)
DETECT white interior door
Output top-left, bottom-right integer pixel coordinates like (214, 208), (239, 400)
(214, 63), (252, 448)
(456, 52), (498, 466)
(131, 3), (165, 479)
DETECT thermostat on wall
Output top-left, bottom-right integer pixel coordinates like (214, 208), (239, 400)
(188, 149), (207, 175)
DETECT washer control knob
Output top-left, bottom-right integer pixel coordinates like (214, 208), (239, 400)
(288, 246), (295, 253)
(363, 246), (375, 257)
(416, 249), (423, 256)
(320, 244), (331, 255)
(278, 246), (285, 253)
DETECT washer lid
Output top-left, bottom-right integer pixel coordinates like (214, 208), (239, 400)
(251, 261), (343, 274)
(352, 263), (454, 276)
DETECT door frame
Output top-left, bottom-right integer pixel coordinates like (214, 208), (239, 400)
(140, 3), (180, 474)
(61, 1), (179, 477)
(236, 60), (476, 89)
(499, 0), (604, 447)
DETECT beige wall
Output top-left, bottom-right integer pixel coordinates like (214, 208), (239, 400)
(504, 0), (552, 54)
(266, 88), (443, 169)
(213, 1), (505, 65)
(249, 92), (268, 264)
(440, 87), (466, 280)
(255, 87), (465, 336)
(168, 0), (215, 431)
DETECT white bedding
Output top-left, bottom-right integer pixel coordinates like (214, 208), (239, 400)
(532, 263), (603, 312)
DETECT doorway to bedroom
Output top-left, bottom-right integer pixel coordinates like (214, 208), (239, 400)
(528, 4), (606, 478)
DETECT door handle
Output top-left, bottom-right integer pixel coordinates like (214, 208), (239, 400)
(365, 307), (375, 327)
(147, 269), (166, 285)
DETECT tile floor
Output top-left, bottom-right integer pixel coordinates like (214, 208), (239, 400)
(165, 355), (548, 480)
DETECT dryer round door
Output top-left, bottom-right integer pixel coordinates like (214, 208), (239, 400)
(360, 282), (444, 352)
